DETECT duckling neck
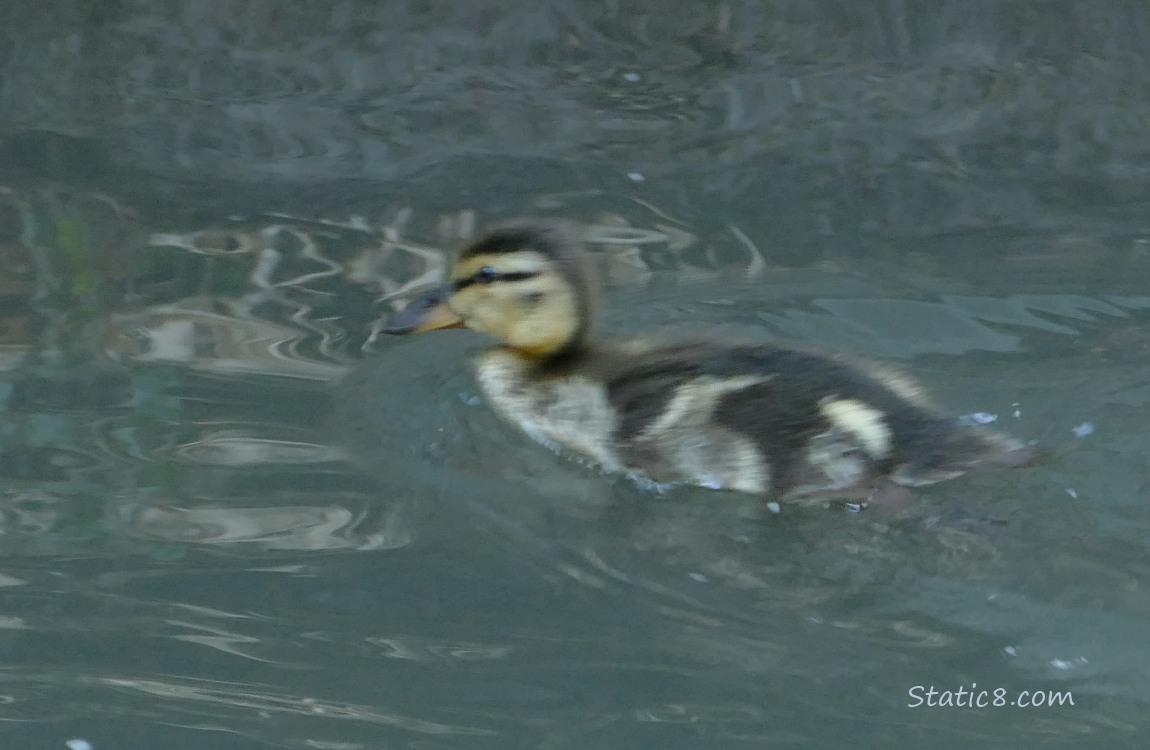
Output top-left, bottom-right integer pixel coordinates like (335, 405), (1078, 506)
(507, 337), (591, 372)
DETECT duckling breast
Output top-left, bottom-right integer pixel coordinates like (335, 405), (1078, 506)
(475, 348), (626, 472)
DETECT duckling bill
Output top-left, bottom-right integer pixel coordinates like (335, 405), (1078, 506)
(384, 220), (1039, 508)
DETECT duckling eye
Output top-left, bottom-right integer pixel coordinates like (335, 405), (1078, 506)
(462, 267), (537, 288)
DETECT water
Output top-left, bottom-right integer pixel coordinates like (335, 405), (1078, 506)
(2, 3), (1150, 748)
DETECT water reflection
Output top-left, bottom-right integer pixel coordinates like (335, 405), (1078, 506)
(125, 500), (405, 551)
(98, 676), (499, 736)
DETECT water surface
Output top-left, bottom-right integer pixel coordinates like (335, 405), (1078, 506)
(2, 3), (1149, 748)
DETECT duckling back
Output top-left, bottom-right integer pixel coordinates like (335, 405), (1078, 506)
(476, 339), (1037, 505)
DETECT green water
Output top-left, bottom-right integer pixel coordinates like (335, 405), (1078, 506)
(2, 2), (1150, 748)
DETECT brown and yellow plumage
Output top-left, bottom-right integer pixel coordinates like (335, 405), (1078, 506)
(385, 220), (1038, 508)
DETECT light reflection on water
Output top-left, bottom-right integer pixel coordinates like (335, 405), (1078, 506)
(0, 183), (1148, 748)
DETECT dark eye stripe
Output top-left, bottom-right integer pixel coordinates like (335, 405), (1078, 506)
(456, 269), (539, 289)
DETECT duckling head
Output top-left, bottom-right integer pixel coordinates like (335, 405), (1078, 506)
(385, 221), (596, 359)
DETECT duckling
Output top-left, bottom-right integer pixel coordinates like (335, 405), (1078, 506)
(384, 220), (1039, 509)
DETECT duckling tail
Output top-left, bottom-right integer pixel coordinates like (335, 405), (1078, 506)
(981, 442), (1048, 469)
